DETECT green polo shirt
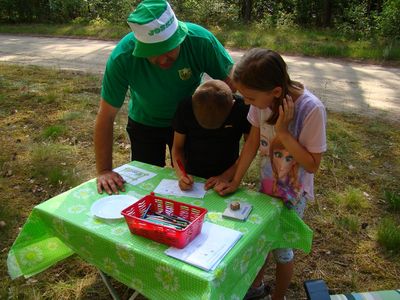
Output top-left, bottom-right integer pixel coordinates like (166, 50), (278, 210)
(101, 22), (234, 127)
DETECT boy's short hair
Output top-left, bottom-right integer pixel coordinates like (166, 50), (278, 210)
(192, 80), (233, 129)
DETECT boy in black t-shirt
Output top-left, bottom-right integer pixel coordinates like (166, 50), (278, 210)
(172, 79), (251, 191)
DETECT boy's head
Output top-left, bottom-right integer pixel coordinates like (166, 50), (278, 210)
(192, 80), (233, 129)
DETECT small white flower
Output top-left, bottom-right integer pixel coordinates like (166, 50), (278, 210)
(190, 199), (204, 206)
(83, 218), (106, 230)
(240, 247), (253, 274)
(116, 244), (135, 266)
(68, 204), (86, 214)
(110, 226), (129, 236)
(130, 278), (144, 292)
(247, 214), (262, 224)
(71, 188), (95, 199)
(19, 246), (44, 266)
(155, 264), (179, 292)
(206, 212), (223, 222)
(283, 231), (300, 243)
(103, 257), (117, 273)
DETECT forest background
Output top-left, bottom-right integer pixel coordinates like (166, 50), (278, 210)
(1, 0), (400, 62)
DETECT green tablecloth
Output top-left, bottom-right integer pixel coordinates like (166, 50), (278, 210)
(8, 161), (313, 300)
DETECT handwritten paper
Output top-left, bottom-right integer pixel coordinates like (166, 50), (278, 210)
(154, 179), (206, 199)
(113, 164), (156, 186)
(165, 222), (243, 271)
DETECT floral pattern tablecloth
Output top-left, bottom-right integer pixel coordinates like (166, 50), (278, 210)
(8, 161), (312, 300)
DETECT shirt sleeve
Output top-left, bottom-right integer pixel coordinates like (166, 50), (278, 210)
(299, 105), (327, 153)
(247, 105), (261, 128)
(101, 54), (129, 108)
(201, 31), (234, 80)
(172, 97), (191, 134)
(237, 98), (251, 134)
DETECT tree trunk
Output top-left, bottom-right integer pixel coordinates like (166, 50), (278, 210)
(240, 0), (253, 23)
(322, 0), (332, 27)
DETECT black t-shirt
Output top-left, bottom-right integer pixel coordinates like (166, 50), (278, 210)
(172, 94), (251, 178)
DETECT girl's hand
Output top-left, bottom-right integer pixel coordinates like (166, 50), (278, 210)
(204, 174), (230, 190)
(214, 180), (240, 196)
(275, 95), (295, 136)
(178, 174), (194, 191)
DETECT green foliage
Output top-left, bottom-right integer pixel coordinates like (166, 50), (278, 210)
(378, 0), (400, 39)
(377, 217), (400, 253)
(334, 2), (378, 39)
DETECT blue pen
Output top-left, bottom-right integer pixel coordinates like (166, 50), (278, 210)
(142, 203), (152, 218)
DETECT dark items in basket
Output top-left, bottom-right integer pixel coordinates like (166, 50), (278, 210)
(121, 193), (207, 248)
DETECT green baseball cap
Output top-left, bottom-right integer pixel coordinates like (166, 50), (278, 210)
(127, 0), (188, 57)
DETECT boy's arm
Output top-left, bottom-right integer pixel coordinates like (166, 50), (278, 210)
(172, 132), (193, 190)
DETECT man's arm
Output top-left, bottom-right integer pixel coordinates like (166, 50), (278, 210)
(94, 99), (125, 194)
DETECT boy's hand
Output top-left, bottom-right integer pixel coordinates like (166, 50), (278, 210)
(214, 180), (240, 196)
(178, 175), (194, 191)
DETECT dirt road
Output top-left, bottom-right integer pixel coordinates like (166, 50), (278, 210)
(1, 34), (399, 122)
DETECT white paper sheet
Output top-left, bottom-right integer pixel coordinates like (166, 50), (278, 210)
(165, 222), (243, 271)
(154, 179), (206, 199)
(113, 164), (156, 186)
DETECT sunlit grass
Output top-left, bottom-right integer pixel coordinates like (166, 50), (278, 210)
(0, 23), (399, 63)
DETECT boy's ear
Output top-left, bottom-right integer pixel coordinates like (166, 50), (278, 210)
(272, 86), (283, 98)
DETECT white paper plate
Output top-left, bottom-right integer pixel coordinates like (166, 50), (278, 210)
(90, 195), (138, 220)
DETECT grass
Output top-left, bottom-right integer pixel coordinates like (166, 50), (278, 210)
(0, 22), (399, 64)
(1, 63), (399, 299)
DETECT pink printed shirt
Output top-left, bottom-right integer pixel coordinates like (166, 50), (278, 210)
(247, 88), (327, 201)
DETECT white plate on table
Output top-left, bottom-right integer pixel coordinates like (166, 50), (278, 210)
(90, 195), (138, 220)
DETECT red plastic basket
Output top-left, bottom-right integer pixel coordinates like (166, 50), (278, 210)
(121, 193), (207, 248)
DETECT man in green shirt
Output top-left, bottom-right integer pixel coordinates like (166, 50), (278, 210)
(95, 0), (235, 194)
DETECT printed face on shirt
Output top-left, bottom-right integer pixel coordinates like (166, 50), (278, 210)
(235, 83), (282, 109)
(273, 149), (295, 180)
(147, 46), (180, 69)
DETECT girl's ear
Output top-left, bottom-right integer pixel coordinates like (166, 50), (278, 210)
(272, 86), (283, 98)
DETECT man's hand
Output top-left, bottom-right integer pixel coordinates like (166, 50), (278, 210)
(179, 175), (194, 191)
(96, 170), (126, 195)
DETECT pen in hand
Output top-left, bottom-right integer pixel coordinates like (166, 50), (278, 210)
(176, 159), (193, 190)
(177, 159), (188, 178)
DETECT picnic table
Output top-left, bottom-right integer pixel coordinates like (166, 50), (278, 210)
(7, 161), (313, 299)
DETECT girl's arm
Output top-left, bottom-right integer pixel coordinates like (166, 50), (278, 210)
(276, 96), (322, 173)
(215, 125), (260, 195)
(172, 132), (194, 190)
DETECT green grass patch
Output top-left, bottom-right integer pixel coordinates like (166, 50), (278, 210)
(384, 191), (400, 211)
(377, 217), (400, 253)
(336, 215), (360, 233)
(30, 143), (78, 187)
(334, 187), (370, 211)
(42, 124), (67, 139)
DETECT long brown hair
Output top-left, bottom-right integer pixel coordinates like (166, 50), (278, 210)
(233, 48), (303, 125)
